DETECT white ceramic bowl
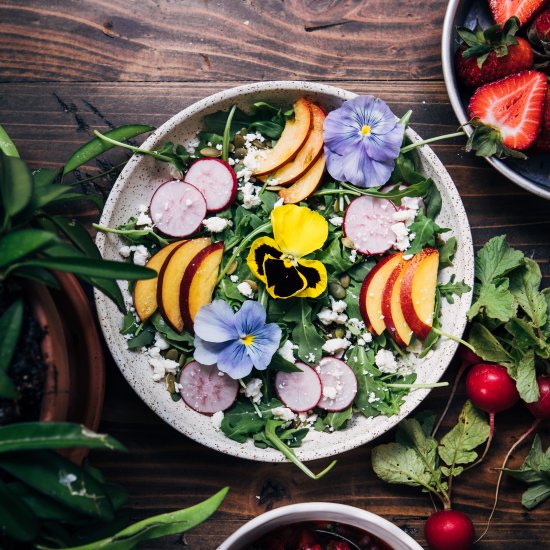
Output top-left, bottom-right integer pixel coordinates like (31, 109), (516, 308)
(442, 0), (550, 200)
(95, 81), (474, 463)
(217, 502), (423, 550)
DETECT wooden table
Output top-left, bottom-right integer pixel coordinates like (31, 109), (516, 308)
(2, 1), (549, 548)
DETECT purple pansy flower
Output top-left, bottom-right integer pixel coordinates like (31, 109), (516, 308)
(323, 95), (404, 188)
(193, 300), (282, 379)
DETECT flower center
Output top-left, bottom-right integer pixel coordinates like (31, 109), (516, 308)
(241, 334), (255, 346)
(360, 124), (372, 137)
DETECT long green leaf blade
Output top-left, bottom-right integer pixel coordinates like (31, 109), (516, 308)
(0, 450), (114, 520)
(12, 257), (156, 281)
(0, 228), (57, 269)
(0, 124), (20, 158)
(0, 299), (24, 373)
(0, 151), (34, 223)
(0, 422), (126, 453)
(47, 215), (100, 258)
(63, 125), (154, 175)
(0, 479), (39, 542)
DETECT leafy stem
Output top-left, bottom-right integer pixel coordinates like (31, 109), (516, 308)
(386, 382), (449, 389)
(400, 131), (466, 154)
(93, 130), (174, 163)
(216, 221), (272, 284)
(222, 105), (237, 162)
(93, 223), (172, 248)
(265, 420), (337, 480)
(430, 326), (477, 354)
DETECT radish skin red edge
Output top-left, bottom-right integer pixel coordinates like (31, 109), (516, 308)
(184, 158), (238, 213)
(179, 361), (239, 415)
(150, 180), (207, 237)
(316, 357), (358, 412)
(343, 195), (397, 255)
(275, 363), (322, 413)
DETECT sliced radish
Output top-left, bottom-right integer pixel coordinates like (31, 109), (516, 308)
(343, 195), (397, 255)
(380, 184), (425, 213)
(316, 357), (358, 412)
(184, 158), (238, 213)
(150, 180), (207, 237)
(275, 363), (322, 413)
(179, 361), (238, 414)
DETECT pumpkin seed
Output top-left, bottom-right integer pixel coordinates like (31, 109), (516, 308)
(165, 349), (179, 362)
(200, 147), (222, 158)
(226, 260), (238, 276)
(233, 134), (245, 147)
(342, 237), (355, 249)
(333, 201), (341, 214)
(329, 282), (346, 300)
(333, 327), (346, 338)
(178, 354), (186, 367)
(339, 274), (351, 288)
(165, 373), (176, 393)
(234, 147), (247, 159)
(252, 139), (267, 149)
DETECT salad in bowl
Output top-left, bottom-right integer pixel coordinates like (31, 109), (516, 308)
(94, 82), (473, 476)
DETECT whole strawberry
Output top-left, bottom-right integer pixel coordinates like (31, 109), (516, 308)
(528, 8), (550, 55)
(456, 17), (534, 88)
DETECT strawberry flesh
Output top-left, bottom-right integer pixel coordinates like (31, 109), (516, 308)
(535, 9), (550, 40)
(469, 70), (548, 150)
(532, 89), (550, 152)
(489, 0), (548, 26)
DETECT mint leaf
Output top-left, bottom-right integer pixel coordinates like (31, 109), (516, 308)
(438, 400), (490, 477)
(509, 258), (547, 329)
(474, 235), (524, 286)
(467, 282), (516, 322)
(467, 322), (512, 365)
(438, 275), (470, 304)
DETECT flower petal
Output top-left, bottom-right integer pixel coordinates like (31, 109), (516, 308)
(324, 147), (347, 182)
(343, 142), (395, 188)
(246, 322), (282, 371)
(233, 300), (267, 338)
(216, 339), (254, 379)
(193, 336), (228, 365)
(365, 124), (404, 162)
(246, 236), (281, 281)
(193, 300), (238, 343)
(263, 256), (308, 299)
(294, 258), (328, 298)
(271, 204), (328, 258)
(323, 109), (362, 155)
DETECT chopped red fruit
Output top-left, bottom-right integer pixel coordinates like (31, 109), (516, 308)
(489, 0), (548, 26)
(532, 89), (550, 152)
(535, 8), (550, 39)
(468, 70), (548, 152)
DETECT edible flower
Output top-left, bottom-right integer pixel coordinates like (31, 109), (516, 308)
(193, 300), (282, 379)
(323, 95), (404, 188)
(247, 204), (328, 299)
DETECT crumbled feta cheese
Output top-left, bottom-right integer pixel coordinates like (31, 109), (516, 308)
(230, 274), (239, 283)
(406, 339), (424, 355)
(237, 281), (255, 298)
(202, 216), (232, 233)
(148, 356), (179, 382)
(306, 352), (316, 363)
(136, 211), (153, 227)
(154, 333), (170, 351)
(329, 216), (344, 227)
(132, 245), (149, 266)
(375, 349), (398, 374)
(119, 245), (131, 258)
(227, 157), (236, 165)
(317, 308), (347, 326)
(278, 340), (298, 363)
(368, 391), (381, 403)
(391, 222), (411, 252)
(211, 411), (224, 431)
(243, 378), (263, 404)
(322, 338), (352, 356)
(271, 406), (296, 422)
(349, 249), (358, 262)
(137, 204), (148, 213)
(322, 385), (338, 400)
(330, 298), (347, 314)
(402, 196), (421, 211)
(215, 143), (223, 150)
(393, 208), (416, 226)
(403, 254), (413, 260)
(239, 182), (262, 209)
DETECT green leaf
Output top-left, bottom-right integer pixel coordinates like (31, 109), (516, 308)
(0, 228), (57, 269)
(467, 282), (516, 322)
(474, 235), (524, 286)
(28, 184), (73, 211)
(50, 192), (104, 211)
(12, 257), (156, 281)
(315, 407), (352, 432)
(438, 236), (457, 268)
(343, 277), (362, 320)
(509, 258), (547, 329)
(397, 418), (440, 480)
(288, 301), (325, 364)
(407, 214), (449, 255)
(150, 312), (194, 344)
(0, 479), (39, 542)
(0, 299), (24, 374)
(425, 183), (443, 220)
(0, 422), (126, 453)
(522, 483), (550, 510)
(0, 450), (114, 520)
(0, 372), (19, 399)
(13, 266), (61, 289)
(33, 167), (59, 186)
(126, 330), (155, 350)
(268, 352), (303, 373)
(63, 124), (154, 175)
(467, 322), (512, 364)
(438, 400), (490, 477)
(438, 275), (471, 304)
(0, 124), (20, 157)
(221, 400), (267, 443)
(515, 350), (539, 404)
(316, 237), (353, 274)
(0, 151), (34, 225)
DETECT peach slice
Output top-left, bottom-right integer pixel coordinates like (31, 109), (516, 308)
(278, 154), (326, 204)
(262, 102), (325, 185)
(157, 237), (211, 332)
(134, 240), (187, 322)
(253, 97), (312, 177)
(382, 259), (414, 347)
(401, 248), (439, 340)
(180, 242), (224, 329)
(359, 252), (403, 335)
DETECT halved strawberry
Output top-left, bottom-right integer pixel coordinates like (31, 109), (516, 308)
(528, 8), (550, 54)
(489, 0), (548, 26)
(456, 17), (534, 88)
(467, 70), (548, 155)
(532, 89), (550, 152)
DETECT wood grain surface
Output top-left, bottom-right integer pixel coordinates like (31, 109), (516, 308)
(1, 1), (550, 548)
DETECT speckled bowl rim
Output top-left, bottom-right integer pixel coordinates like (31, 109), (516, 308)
(95, 81), (474, 463)
(441, 0), (550, 200)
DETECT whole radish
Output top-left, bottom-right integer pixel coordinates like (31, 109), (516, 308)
(464, 363), (519, 466)
(424, 509), (475, 550)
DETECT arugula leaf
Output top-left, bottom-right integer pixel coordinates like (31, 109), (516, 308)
(220, 400), (269, 443)
(425, 182), (443, 219)
(407, 214), (450, 255)
(438, 275), (471, 304)
(467, 322), (512, 365)
(438, 236), (457, 268)
(467, 281), (516, 322)
(438, 400), (490, 477)
(474, 235), (524, 286)
(286, 301), (325, 364)
(314, 408), (352, 432)
(268, 353), (303, 373)
(343, 277), (362, 320)
(509, 259), (547, 329)
(316, 236), (353, 274)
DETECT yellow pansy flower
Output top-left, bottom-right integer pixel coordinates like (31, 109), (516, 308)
(247, 204), (328, 299)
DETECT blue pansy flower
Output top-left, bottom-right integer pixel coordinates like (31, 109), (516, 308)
(323, 95), (404, 188)
(193, 300), (282, 379)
